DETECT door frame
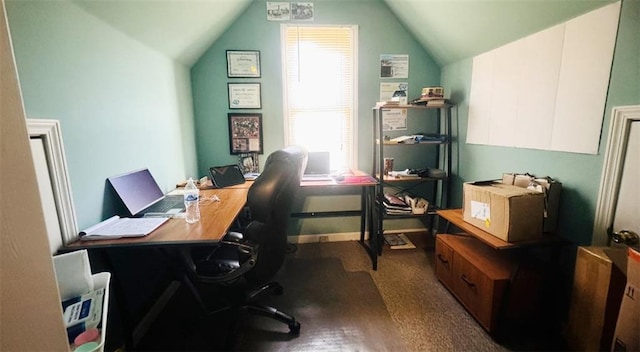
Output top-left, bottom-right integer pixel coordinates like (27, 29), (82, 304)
(592, 105), (640, 245)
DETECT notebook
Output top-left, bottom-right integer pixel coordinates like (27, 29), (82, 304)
(302, 151), (333, 181)
(107, 168), (184, 217)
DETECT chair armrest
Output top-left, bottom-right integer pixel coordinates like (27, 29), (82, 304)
(194, 240), (259, 284)
(224, 231), (244, 241)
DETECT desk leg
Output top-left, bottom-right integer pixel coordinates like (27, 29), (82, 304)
(91, 248), (135, 350)
(360, 186), (366, 243)
(358, 185), (378, 270)
(368, 185), (378, 270)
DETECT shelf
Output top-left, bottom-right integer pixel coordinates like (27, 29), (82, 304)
(436, 209), (565, 250)
(381, 175), (447, 183)
(382, 210), (438, 219)
(382, 140), (448, 145)
(374, 103), (452, 110)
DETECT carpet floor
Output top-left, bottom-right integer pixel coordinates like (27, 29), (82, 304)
(136, 233), (564, 351)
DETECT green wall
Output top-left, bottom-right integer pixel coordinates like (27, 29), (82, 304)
(191, 0), (442, 235)
(6, 0), (198, 230)
(441, 0), (640, 246)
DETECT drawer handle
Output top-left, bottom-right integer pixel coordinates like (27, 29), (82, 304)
(461, 274), (476, 289)
(437, 254), (449, 265)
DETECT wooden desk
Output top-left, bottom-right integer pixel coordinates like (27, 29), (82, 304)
(64, 185), (250, 348)
(293, 171), (380, 269)
(66, 187), (250, 249)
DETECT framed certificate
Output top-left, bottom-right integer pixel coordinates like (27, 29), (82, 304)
(226, 50), (261, 78)
(228, 83), (261, 109)
(228, 113), (263, 154)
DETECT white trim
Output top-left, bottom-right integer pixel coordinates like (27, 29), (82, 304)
(289, 228), (428, 244)
(592, 105), (640, 245)
(351, 25), (359, 171)
(280, 23), (290, 145)
(27, 119), (79, 245)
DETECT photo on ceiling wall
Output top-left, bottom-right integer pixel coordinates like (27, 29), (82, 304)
(291, 2), (314, 20)
(266, 2), (291, 21)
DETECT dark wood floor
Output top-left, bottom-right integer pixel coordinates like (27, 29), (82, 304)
(132, 233), (566, 351)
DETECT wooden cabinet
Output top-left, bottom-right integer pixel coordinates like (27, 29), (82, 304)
(435, 209), (562, 336)
(435, 234), (516, 333)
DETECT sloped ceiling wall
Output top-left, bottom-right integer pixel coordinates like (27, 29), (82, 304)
(385, 0), (618, 66)
(72, 0), (617, 67)
(72, 0), (253, 65)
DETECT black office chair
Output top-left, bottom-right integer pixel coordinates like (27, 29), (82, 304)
(178, 146), (308, 336)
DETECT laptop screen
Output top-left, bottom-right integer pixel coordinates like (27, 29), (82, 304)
(304, 152), (331, 175)
(107, 168), (165, 216)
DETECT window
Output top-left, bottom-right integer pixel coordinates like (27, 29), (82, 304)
(281, 25), (358, 171)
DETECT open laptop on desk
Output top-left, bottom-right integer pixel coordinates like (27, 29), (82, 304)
(107, 168), (184, 217)
(301, 151), (334, 181)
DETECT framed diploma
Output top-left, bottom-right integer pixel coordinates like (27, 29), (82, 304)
(226, 50), (261, 78)
(228, 83), (261, 109)
(228, 113), (263, 154)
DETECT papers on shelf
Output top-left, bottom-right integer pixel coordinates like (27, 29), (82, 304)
(389, 135), (419, 143)
(389, 169), (420, 179)
(79, 215), (169, 240)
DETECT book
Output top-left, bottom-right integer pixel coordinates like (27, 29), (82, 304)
(384, 193), (409, 207)
(384, 233), (416, 249)
(79, 215), (169, 240)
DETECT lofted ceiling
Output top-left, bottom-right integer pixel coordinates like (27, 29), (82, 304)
(72, 0), (617, 67)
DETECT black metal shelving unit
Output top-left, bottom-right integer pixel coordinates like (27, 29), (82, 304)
(372, 103), (453, 253)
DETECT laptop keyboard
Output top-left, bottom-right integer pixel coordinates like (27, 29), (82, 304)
(150, 196), (184, 213)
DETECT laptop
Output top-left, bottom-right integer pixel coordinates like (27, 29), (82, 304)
(302, 151), (333, 181)
(107, 168), (184, 217)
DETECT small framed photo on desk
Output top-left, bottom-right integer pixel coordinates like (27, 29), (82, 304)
(228, 113), (263, 155)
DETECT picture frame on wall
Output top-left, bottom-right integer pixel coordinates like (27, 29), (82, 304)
(226, 50), (261, 78)
(228, 83), (261, 109)
(228, 113), (264, 155)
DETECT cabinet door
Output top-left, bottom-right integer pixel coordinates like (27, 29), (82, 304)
(452, 252), (508, 333)
(435, 237), (455, 290)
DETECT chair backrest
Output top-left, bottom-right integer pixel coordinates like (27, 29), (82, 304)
(243, 145), (307, 282)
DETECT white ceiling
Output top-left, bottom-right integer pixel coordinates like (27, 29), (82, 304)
(72, 0), (617, 67)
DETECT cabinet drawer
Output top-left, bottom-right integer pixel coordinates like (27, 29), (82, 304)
(435, 237), (454, 289)
(452, 252), (509, 332)
(436, 234), (515, 334)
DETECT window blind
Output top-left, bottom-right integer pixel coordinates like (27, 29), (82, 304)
(281, 25), (357, 170)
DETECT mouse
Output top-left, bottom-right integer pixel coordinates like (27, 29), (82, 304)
(335, 175), (345, 182)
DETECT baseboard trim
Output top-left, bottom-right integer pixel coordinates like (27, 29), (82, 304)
(289, 228), (428, 244)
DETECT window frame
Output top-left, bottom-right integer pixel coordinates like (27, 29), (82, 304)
(280, 24), (359, 171)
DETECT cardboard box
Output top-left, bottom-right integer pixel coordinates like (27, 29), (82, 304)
(611, 247), (640, 351)
(566, 247), (627, 351)
(502, 173), (562, 233)
(463, 182), (544, 242)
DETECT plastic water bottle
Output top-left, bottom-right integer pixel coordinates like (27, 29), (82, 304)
(184, 177), (200, 224)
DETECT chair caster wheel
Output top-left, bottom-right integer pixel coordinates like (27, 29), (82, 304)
(289, 321), (301, 335)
